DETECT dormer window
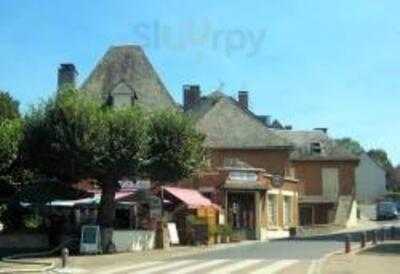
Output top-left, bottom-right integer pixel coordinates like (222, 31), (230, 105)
(311, 142), (322, 154)
(109, 81), (137, 108)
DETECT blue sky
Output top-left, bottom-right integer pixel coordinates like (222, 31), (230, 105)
(0, 0), (399, 164)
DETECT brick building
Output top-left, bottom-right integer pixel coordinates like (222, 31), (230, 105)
(183, 88), (300, 240)
(275, 130), (359, 226)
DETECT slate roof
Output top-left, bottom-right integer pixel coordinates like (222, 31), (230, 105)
(185, 92), (292, 149)
(81, 45), (176, 111)
(274, 130), (359, 161)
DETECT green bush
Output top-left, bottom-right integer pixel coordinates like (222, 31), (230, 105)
(220, 224), (233, 237)
(208, 224), (220, 236)
(0, 201), (26, 232)
(186, 214), (205, 226)
(23, 213), (43, 230)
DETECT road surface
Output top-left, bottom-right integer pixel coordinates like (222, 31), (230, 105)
(95, 238), (344, 274)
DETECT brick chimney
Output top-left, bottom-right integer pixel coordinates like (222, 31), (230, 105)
(58, 63), (78, 90)
(238, 91), (249, 109)
(314, 128), (328, 134)
(183, 85), (201, 110)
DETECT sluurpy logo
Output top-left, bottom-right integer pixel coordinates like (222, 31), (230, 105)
(133, 19), (267, 58)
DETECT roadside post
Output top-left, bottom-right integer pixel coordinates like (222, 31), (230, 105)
(372, 230), (378, 245)
(381, 228), (386, 242)
(61, 247), (69, 268)
(360, 232), (367, 248)
(345, 234), (351, 253)
(391, 226), (396, 240)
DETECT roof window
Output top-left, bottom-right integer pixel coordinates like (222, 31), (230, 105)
(311, 142), (322, 154)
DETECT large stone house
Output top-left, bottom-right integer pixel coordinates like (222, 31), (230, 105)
(182, 87), (300, 240)
(58, 45), (176, 111)
(274, 129), (360, 227)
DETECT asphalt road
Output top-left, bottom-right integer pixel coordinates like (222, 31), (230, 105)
(74, 220), (400, 274)
(96, 238), (345, 274)
(179, 238), (344, 261)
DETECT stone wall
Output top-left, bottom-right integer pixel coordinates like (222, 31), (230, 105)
(0, 233), (49, 249)
(112, 230), (155, 252)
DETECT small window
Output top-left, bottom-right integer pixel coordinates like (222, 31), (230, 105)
(283, 196), (293, 227)
(229, 171), (257, 181)
(113, 94), (134, 108)
(310, 142), (322, 154)
(267, 194), (278, 227)
(289, 167), (296, 178)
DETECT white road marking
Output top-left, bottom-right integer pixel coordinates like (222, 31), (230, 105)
(215, 259), (265, 274)
(98, 259), (299, 274)
(307, 260), (319, 274)
(96, 261), (164, 274)
(173, 259), (229, 274)
(138, 260), (196, 274)
(249, 260), (299, 274)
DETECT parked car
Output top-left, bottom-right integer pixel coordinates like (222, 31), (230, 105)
(395, 201), (400, 212)
(376, 202), (399, 221)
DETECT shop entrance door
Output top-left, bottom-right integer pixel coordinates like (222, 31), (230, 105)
(227, 192), (256, 240)
(299, 205), (313, 226)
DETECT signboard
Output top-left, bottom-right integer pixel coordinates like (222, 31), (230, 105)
(119, 179), (135, 189)
(136, 180), (151, 190)
(219, 212), (225, 225)
(167, 223), (180, 245)
(80, 225), (101, 254)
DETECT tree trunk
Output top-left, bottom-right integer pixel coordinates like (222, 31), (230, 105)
(98, 182), (117, 253)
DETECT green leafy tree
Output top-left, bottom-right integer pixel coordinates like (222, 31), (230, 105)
(22, 88), (147, 251)
(145, 110), (205, 184)
(0, 119), (23, 207)
(335, 138), (364, 155)
(367, 149), (393, 171)
(0, 119), (22, 174)
(0, 91), (20, 121)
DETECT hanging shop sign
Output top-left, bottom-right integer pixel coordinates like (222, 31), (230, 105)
(271, 175), (284, 188)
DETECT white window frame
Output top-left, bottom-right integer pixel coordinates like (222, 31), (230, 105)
(283, 195), (293, 228)
(267, 193), (279, 228)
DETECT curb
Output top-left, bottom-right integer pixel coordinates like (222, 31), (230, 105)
(310, 239), (399, 274)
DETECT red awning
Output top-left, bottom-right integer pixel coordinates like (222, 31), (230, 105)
(163, 187), (220, 210)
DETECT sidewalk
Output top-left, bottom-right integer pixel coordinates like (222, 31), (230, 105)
(321, 241), (400, 274)
(297, 219), (398, 239)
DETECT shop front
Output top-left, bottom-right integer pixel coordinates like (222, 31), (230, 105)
(227, 191), (256, 240)
(220, 162), (299, 241)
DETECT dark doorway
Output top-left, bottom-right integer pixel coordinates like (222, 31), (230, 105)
(299, 205), (313, 226)
(227, 192), (256, 239)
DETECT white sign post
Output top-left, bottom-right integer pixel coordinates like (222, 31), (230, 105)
(167, 223), (180, 245)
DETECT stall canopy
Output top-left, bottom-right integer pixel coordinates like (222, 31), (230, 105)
(163, 187), (220, 210)
(21, 190), (136, 208)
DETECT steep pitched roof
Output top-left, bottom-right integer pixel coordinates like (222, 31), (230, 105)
(274, 130), (359, 161)
(81, 45), (176, 111)
(186, 92), (291, 149)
